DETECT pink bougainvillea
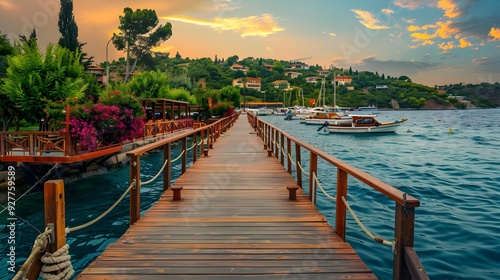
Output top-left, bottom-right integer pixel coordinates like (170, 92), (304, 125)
(69, 102), (145, 151)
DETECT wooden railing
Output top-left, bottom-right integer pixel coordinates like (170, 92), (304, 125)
(0, 119), (196, 160)
(0, 131), (67, 156)
(247, 112), (429, 280)
(143, 119), (194, 138)
(127, 112), (240, 224)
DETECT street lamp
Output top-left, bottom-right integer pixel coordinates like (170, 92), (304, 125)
(105, 38), (113, 82)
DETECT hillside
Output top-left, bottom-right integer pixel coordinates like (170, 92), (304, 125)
(104, 55), (499, 110)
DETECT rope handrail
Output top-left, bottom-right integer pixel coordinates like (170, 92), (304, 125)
(296, 161), (309, 176)
(341, 195), (395, 247)
(13, 228), (51, 280)
(186, 141), (197, 151)
(313, 172), (336, 201)
(287, 153), (294, 169)
(141, 150), (185, 186)
(0, 164), (58, 214)
(67, 180), (136, 233)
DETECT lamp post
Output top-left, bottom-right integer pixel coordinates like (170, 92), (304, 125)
(105, 38), (113, 82)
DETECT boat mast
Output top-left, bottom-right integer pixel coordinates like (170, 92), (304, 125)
(333, 74), (337, 109)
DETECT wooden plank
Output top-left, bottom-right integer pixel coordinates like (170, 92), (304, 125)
(77, 114), (376, 279)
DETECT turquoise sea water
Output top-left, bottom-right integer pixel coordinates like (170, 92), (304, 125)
(1, 109), (499, 279)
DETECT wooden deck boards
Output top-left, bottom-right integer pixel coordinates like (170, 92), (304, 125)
(77, 114), (376, 279)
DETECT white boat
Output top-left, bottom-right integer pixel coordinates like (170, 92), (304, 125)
(356, 106), (380, 116)
(303, 111), (352, 125)
(256, 107), (273, 115)
(320, 115), (408, 134)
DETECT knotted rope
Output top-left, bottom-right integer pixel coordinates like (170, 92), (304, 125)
(13, 229), (51, 280)
(39, 244), (74, 280)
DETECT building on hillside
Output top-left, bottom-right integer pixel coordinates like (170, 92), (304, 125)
(375, 85), (388, 90)
(288, 63), (310, 70)
(306, 76), (320, 84)
(85, 65), (105, 84)
(263, 64), (274, 71)
(318, 70), (330, 76)
(285, 71), (302, 79)
(332, 76), (352, 85)
(272, 80), (291, 90)
(230, 63), (248, 73)
(232, 77), (261, 92)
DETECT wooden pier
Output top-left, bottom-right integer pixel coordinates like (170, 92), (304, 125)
(77, 114), (376, 279)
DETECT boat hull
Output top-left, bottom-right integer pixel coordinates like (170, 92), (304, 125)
(326, 122), (403, 133)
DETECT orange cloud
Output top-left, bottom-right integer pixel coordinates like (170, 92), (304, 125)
(410, 32), (436, 40)
(488, 27), (500, 41)
(435, 21), (460, 39)
(458, 38), (472, 48)
(382, 9), (394, 14)
(407, 25), (422, 32)
(351, 9), (390, 30)
(329, 33), (337, 37)
(438, 41), (455, 50)
(437, 0), (462, 18)
(162, 14), (284, 37)
(0, 0), (14, 9)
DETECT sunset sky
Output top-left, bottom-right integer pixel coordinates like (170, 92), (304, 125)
(1, 0), (499, 86)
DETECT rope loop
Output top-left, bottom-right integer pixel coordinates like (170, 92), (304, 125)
(12, 229), (52, 280)
(39, 244), (75, 280)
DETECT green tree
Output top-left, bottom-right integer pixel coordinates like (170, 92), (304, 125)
(128, 70), (169, 98)
(58, 0), (79, 52)
(112, 7), (173, 82)
(219, 85), (241, 108)
(2, 42), (86, 130)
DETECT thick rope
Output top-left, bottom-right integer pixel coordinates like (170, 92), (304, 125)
(287, 153), (295, 169)
(12, 229), (52, 280)
(186, 141), (197, 151)
(67, 180), (136, 233)
(313, 172), (336, 201)
(142, 150), (185, 186)
(296, 161), (309, 175)
(0, 164), (58, 214)
(341, 196), (394, 246)
(39, 244), (74, 280)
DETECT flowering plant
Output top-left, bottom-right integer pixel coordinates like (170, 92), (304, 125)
(67, 91), (145, 151)
(210, 101), (233, 118)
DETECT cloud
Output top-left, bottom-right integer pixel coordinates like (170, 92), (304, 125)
(438, 41), (455, 50)
(458, 38), (472, 48)
(450, 16), (500, 40)
(0, 0), (14, 10)
(393, 0), (435, 10)
(472, 54), (500, 72)
(382, 9), (394, 14)
(437, 0), (462, 18)
(489, 27), (500, 41)
(329, 33), (337, 37)
(351, 9), (390, 30)
(357, 56), (440, 76)
(162, 14), (284, 37)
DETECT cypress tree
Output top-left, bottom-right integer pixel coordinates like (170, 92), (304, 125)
(58, 0), (79, 52)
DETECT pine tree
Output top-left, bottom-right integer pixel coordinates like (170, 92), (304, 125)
(58, 0), (79, 52)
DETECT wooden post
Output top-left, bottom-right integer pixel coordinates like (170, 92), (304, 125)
(335, 168), (348, 241)
(393, 203), (416, 279)
(44, 180), (66, 253)
(181, 137), (187, 174)
(287, 138), (292, 174)
(274, 129), (279, 160)
(64, 104), (72, 156)
(192, 132), (198, 163)
(171, 186), (183, 201)
(287, 186), (299, 201)
(295, 143), (302, 189)
(308, 153), (317, 202)
(280, 133), (285, 166)
(26, 180), (67, 279)
(163, 143), (171, 191)
(129, 155), (141, 225)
